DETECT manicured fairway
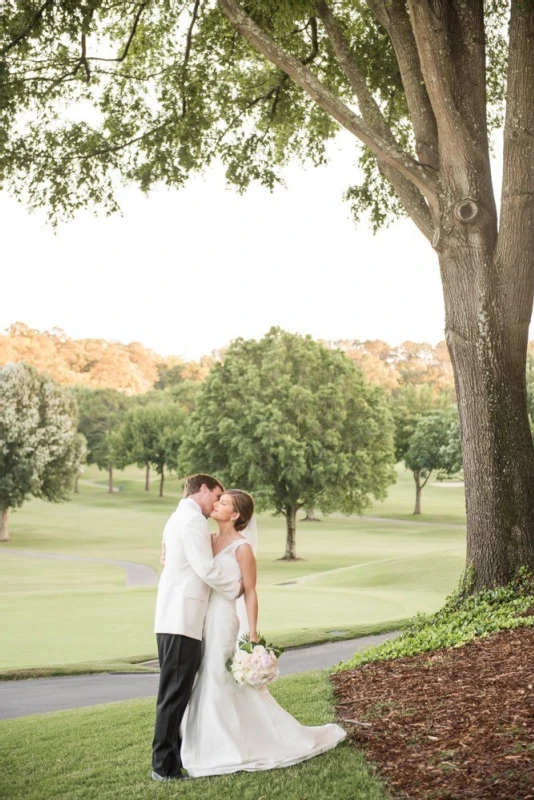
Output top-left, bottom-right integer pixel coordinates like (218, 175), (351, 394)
(367, 466), (466, 522)
(0, 465), (466, 670)
(0, 671), (389, 800)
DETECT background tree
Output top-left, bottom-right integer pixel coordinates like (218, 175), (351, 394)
(70, 387), (131, 493)
(2, 1), (534, 587)
(114, 402), (188, 496)
(141, 381), (203, 413)
(0, 363), (82, 541)
(403, 407), (461, 515)
(390, 384), (451, 465)
(72, 432), (88, 494)
(154, 362), (186, 391)
(181, 328), (395, 559)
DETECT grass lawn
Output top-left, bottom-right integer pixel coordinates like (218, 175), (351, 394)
(366, 465), (466, 523)
(0, 670), (389, 800)
(0, 464), (466, 671)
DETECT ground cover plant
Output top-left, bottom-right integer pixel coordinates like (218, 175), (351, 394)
(0, 466), (466, 672)
(332, 573), (534, 799)
(0, 671), (389, 800)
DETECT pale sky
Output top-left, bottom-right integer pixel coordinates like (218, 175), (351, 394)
(0, 132), (496, 361)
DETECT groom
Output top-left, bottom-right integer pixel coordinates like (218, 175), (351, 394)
(151, 473), (241, 782)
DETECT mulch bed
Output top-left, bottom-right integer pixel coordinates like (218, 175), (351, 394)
(331, 626), (534, 800)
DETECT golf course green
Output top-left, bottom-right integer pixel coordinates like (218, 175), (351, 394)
(0, 465), (466, 671)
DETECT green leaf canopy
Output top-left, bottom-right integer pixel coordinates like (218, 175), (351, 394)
(0, 362), (82, 538)
(181, 328), (395, 556)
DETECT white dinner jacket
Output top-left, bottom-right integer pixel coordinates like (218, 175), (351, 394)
(154, 498), (240, 640)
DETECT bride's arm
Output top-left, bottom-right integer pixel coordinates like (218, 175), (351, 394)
(236, 544), (258, 642)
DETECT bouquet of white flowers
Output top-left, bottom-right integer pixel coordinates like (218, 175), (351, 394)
(227, 634), (284, 688)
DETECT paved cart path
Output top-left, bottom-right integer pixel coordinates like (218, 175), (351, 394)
(0, 631), (399, 720)
(0, 547), (159, 587)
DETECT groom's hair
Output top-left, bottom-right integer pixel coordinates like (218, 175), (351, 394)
(184, 473), (225, 497)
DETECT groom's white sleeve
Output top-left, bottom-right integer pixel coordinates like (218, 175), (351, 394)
(183, 519), (240, 600)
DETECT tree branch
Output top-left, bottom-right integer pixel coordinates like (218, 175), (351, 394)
(0, 0), (55, 57)
(243, 18), (321, 120)
(315, 0), (390, 135)
(183, 0), (201, 68)
(73, 34), (91, 82)
(85, 1), (150, 64)
(366, 0), (439, 171)
(217, 0), (438, 203)
(302, 17), (319, 65)
(496, 0), (534, 322)
(75, 120), (171, 160)
(379, 163), (433, 240)
(406, 0), (488, 168)
(314, 0), (433, 236)
(181, 0), (202, 117)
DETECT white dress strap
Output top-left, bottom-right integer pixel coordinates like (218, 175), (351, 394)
(232, 538), (250, 552)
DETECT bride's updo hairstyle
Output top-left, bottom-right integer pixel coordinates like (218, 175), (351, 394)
(225, 490), (255, 532)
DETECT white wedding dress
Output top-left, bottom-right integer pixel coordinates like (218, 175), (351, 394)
(181, 538), (346, 777)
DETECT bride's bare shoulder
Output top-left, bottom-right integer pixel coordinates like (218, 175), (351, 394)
(235, 540), (254, 558)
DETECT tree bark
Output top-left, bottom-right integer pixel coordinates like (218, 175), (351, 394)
(443, 251), (534, 589)
(108, 464), (113, 494)
(413, 471), (422, 515)
(303, 508), (320, 522)
(278, 505), (302, 560)
(0, 508), (8, 542)
(145, 461), (150, 492)
(159, 466), (164, 498)
(74, 475), (79, 494)
(412, 469), (430, 515)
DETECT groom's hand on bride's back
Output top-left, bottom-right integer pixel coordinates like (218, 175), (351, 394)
(160, 542), (166, 566)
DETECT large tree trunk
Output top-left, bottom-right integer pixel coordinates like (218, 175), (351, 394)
(278, 505), (303, 561)
(412, 0), (534, 589)
(108, 464), (113, 494)
(303, 508), (320, 522)
(74, 475), (80, 494)
(159, 466), (164, 498)
(443, 249), (534, 589)
(0, 508), (8, 542)
(145, 461), (150, 492)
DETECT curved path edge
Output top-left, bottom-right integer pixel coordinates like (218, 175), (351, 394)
(0, 548), (159, 587)
(0, 631), (399, 721)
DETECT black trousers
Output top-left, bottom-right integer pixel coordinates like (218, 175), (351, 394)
(151, 633), (202, 778)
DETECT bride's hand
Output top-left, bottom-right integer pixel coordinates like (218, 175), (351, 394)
(250, 631), (259, 644)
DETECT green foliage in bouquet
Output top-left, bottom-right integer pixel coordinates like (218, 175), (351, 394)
(238, 632), (285, 659)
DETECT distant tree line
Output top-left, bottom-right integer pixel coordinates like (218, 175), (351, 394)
(10, 320), (534, 400)
(0, 322), (214, 395)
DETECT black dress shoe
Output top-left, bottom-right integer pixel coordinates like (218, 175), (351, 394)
(151, 770), (183, 782)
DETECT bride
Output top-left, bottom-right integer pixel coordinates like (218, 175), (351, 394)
(181, 489), (346, 777)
